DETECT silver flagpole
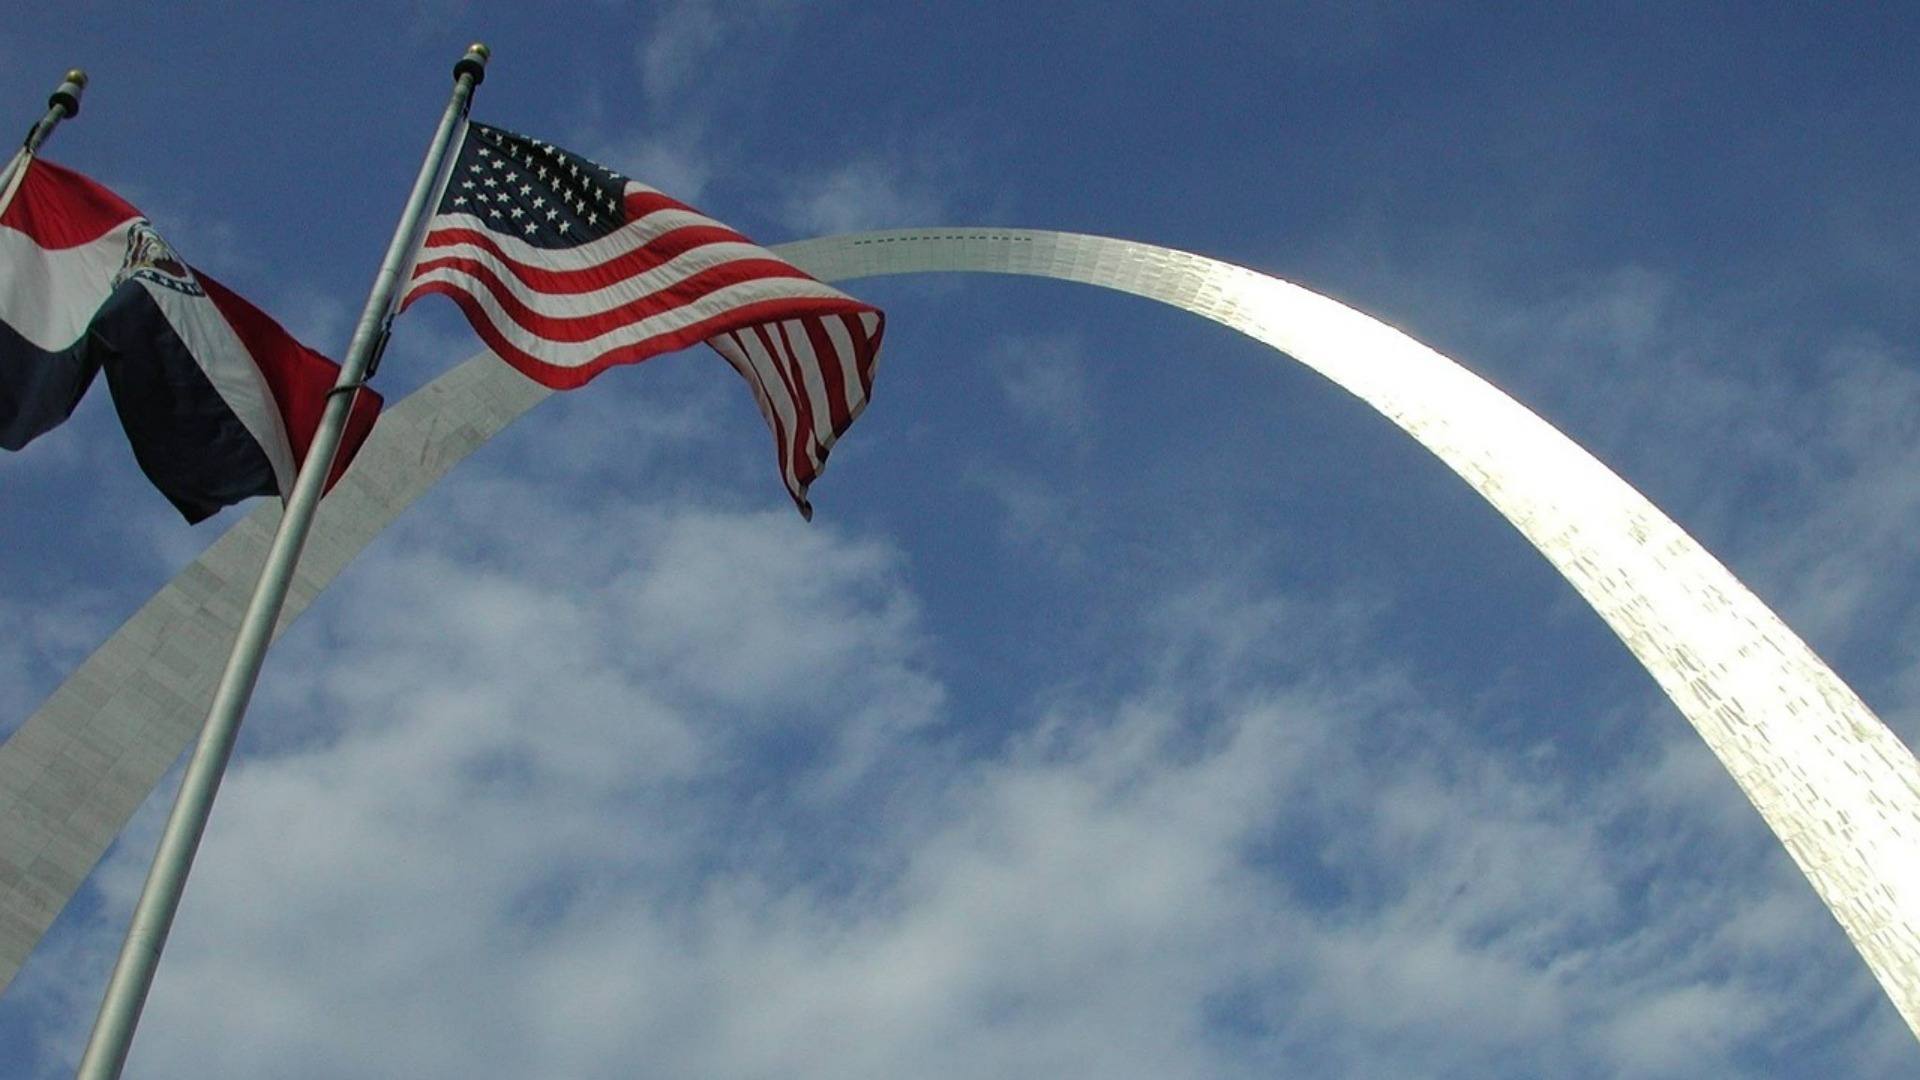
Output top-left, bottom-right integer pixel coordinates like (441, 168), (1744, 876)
(73, 43), (490, 1080)
(0, 70), (88, 213)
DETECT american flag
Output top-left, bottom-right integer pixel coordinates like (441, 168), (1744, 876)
(402, 122), (885, 518)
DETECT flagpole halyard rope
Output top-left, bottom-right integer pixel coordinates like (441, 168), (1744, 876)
(0, 70), (86, 219)
(71, 45), (490, 1080)
(30, 70), (89, 149)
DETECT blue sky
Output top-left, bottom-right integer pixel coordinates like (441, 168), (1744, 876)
(3, 3), (1919, 1077)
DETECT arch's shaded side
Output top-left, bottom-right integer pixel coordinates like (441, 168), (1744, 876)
(0, 229), (1915, 1039)
(0, 355), (550, 988)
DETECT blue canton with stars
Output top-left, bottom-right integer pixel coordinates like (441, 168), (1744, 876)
(439, 122), (630, 247)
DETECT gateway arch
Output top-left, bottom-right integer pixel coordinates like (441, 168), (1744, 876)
(2, 228), (1918, 1038)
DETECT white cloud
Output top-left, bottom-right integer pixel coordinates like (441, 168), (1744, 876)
(781, 158), (948, 237)
(566, 2), (803, 208)
(9, 461), (1892, 1080)
(6, 10), (1917, 1080)
(0, 595), (113, 738)
(632, 0), (803, 113)
(11, 208), (1913, 1080)
(635, 0), (731, 108)
(990, 332), (1095, 448)
(588, 131), (714, 205)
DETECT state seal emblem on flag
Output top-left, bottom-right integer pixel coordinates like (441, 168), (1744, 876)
(112, 220), (202, 296)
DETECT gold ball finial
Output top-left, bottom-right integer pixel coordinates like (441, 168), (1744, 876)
(50, 68), (87, 117)
(453, 42), (490, 85)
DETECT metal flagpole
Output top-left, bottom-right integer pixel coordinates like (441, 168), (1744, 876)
(72, 43), (490, 1080)
(0, 70), (88, 214)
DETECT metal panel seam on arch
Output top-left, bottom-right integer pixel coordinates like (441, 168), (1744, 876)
(0, 228), (1915, 1041)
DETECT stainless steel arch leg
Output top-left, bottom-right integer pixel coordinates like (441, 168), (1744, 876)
(2, 228), (1916, 1040)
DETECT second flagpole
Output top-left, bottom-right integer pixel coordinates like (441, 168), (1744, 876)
(73, 43), (490, 1080)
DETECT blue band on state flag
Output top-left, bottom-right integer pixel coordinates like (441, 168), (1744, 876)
(92, 281), (279, 523)
(0, 319), (98, 451)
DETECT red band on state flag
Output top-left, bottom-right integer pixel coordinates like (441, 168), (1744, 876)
(0, 156), (382, 520)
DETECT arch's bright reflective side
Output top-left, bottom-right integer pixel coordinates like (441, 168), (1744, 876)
(2, 229), (1916, 1038)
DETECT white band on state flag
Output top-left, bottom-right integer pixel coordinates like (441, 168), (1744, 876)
(141, 280), (300, 494)
(0, 219), (132, 351)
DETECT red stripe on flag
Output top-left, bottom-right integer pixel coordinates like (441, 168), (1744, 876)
(760, 322), (816, 482)
(802, 316), (855, 435)
(199, 273), (383, 492)
(405, 123), (886, 516)
(406, 250), (827, 324)
(405, 251), (872, 354)
(2, 158), (141, 249)
(413, 222), (767, 295)
(407, 273), (872, 393)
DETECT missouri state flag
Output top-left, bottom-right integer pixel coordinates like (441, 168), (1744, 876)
(403, 122), (884, 519)
(0, 155), (381, 522)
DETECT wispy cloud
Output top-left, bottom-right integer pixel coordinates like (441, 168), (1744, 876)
(634, 0), (733, 108)
(14, 461), (1901, 1078)
(779, 158), (949, 237)
(6, 9), (1917, 1078)
(990, 333), (1095, 450)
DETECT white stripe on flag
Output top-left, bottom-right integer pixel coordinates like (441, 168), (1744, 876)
(820, 314), (867, 418)
(405, 123), (884, 516)
(782, 319), (838, 446)
(410, 266), (858, 366)
(144, 281), (298, 493)
(410, 238), (850, 325)
(418, 205), (756, 276)
(0, 221), (131, 350)
(715, 328), (805, 495)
